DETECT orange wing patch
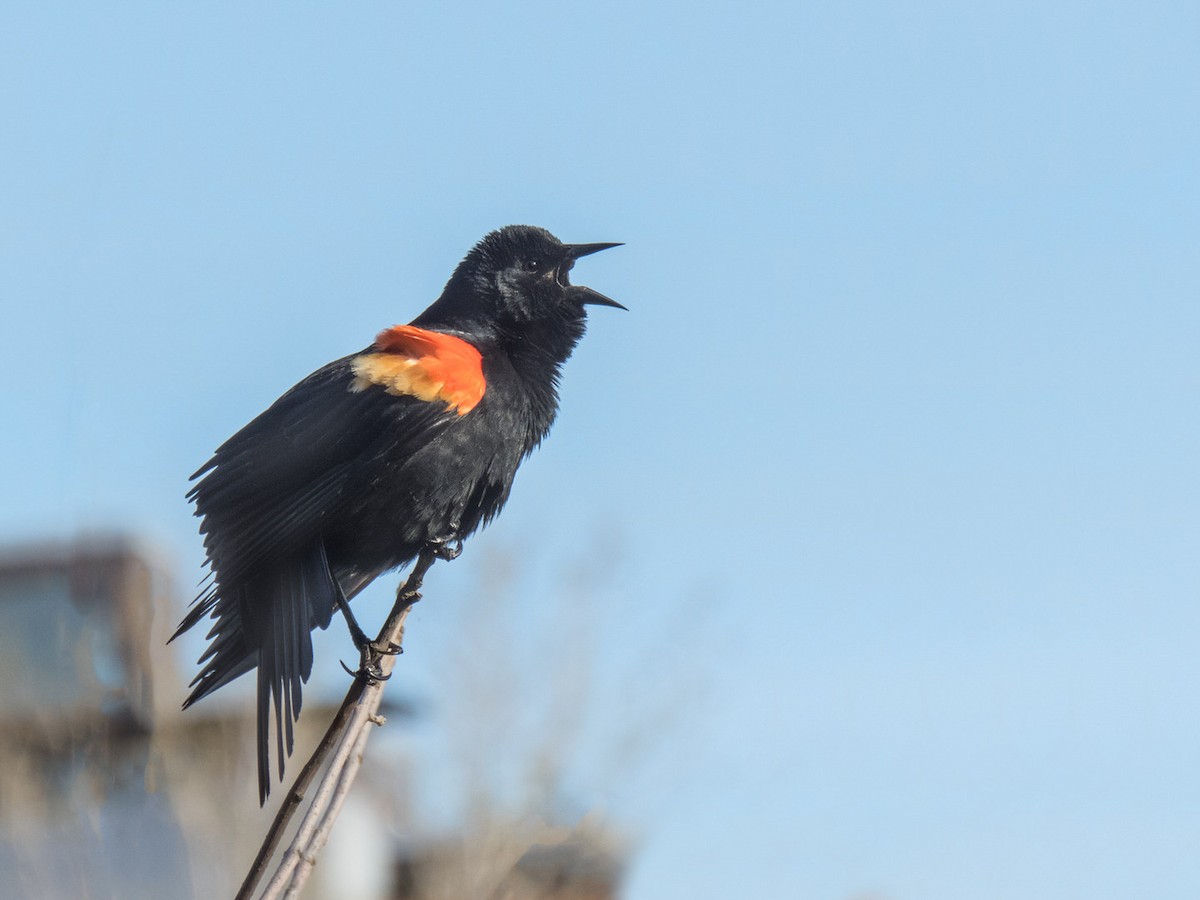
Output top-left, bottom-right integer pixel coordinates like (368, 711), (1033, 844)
(349, 325), (485, 414)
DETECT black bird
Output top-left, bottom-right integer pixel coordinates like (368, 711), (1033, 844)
(173, 226), (622, 802)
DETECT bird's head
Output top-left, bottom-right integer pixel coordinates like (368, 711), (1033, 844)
(427, 226), (623, 339)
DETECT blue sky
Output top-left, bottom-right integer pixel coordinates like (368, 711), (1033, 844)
(2, 2), (1199, 898)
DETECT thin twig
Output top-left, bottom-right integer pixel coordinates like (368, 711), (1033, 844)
(234, 684), (366, 900)
(238, 549), (437, 900)
(282, 709), (377, 899)
(260, 614), (404, 898)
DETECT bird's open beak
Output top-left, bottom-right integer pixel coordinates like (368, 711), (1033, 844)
(565, 242), (623, 259)
(564, 242), (626, 310)
(573, 286), (627, 310)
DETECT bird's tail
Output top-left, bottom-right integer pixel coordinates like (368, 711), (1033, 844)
(178, 542), (341, 804)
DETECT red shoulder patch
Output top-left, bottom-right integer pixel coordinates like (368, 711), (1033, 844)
(349, 325), (485, 414)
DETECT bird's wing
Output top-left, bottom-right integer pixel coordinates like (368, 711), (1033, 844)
(185, 351), (459, 597)
(178, 332), (487, 802)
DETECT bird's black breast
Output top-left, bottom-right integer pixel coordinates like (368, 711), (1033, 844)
(322, 346), (554, 582)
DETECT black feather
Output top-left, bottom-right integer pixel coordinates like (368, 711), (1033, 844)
(176, 226), (621, 802)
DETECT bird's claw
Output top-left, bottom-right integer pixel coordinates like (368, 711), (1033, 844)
(361, 640), (401, 658)
(429, 538), (463, 561)
(340, 640), (401, 684)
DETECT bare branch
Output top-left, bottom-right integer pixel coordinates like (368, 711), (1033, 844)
(282, 710), (376, 899)
(238, 549), (438, 900)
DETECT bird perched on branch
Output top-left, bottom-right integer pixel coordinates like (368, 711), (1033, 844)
(172, 225), (623, 803)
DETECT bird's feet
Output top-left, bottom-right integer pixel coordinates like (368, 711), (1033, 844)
(341, 639), (403, 684)
(427, 536), (463, 561)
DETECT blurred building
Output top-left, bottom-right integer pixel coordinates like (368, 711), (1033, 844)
(0, 536), (166, 734)
(0, 537), (625, 899)
(0, 536), (192, 897)
(392, 825), (624, 900)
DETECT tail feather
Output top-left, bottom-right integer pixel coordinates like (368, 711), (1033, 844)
(177, 541), (343, 804)
(257, 670), (271, 805)
(253, 547), (340, 803)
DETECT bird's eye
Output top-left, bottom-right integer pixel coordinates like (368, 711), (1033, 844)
(522, 258), (541, 273)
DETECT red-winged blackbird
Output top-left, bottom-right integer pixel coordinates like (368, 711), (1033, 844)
(172, 225), (622, 802)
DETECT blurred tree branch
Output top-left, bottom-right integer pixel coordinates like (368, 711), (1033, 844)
(236, 549), (438, 900)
